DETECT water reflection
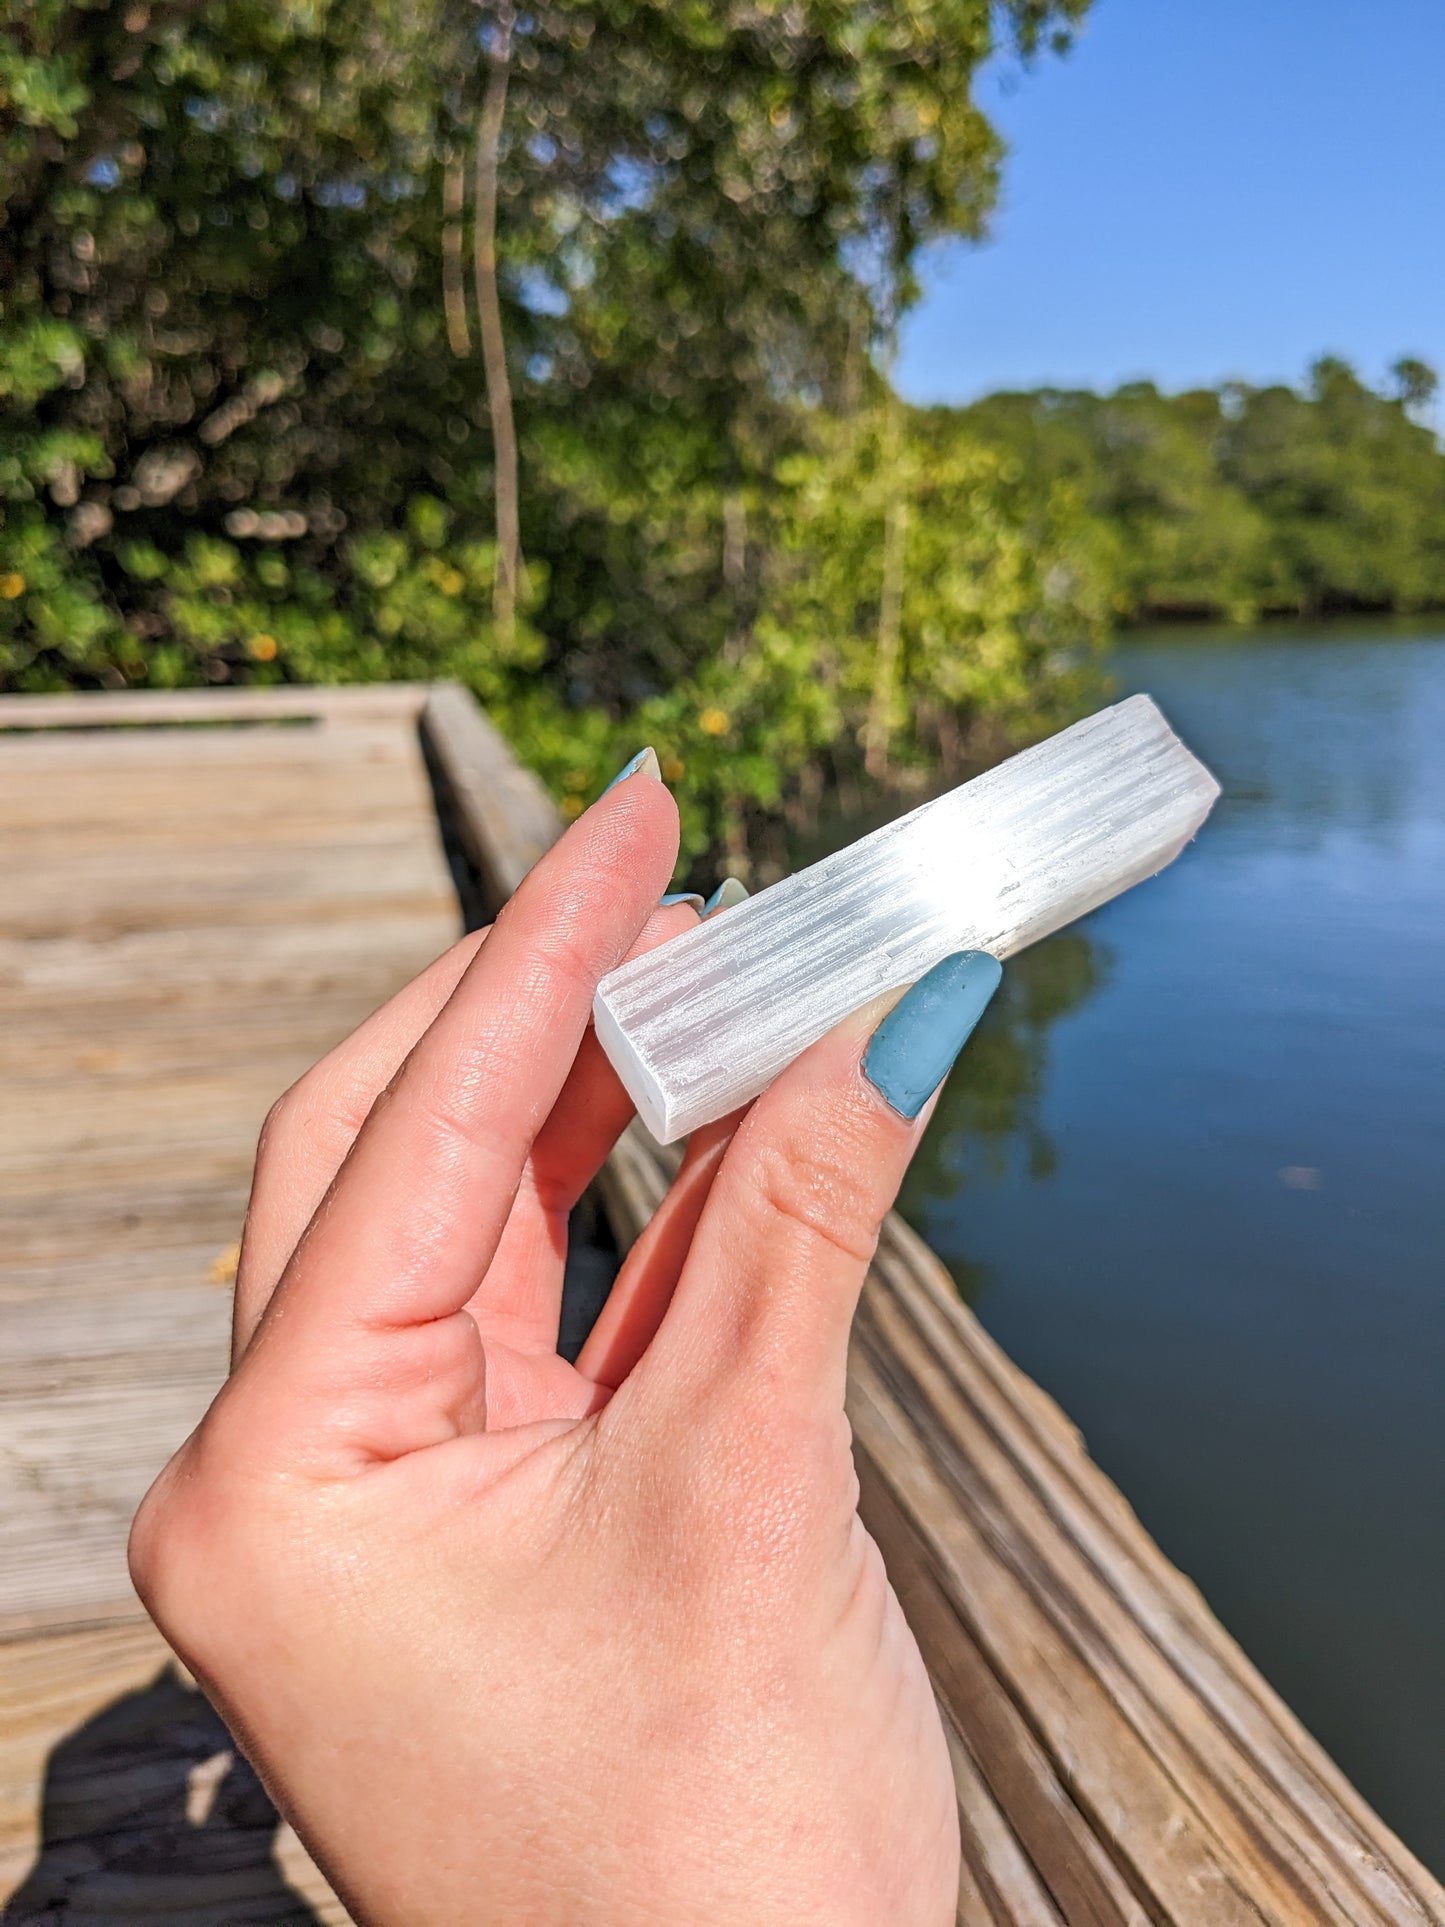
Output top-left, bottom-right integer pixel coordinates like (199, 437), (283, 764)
(899, 932), (1109, 1298)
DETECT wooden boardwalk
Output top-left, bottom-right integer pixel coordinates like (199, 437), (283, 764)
(0, 686), (457, 1920)
(1, 682), (1441, 1924)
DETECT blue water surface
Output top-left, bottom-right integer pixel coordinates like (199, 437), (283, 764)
(899, 624), (1445, 1871)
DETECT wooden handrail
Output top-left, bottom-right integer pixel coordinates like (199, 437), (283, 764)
(420, 682), (563, 907)
(0, 683), (434, 728)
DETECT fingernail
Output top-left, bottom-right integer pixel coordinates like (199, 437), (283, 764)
(703, 877), (749, 916)
(660, 891), (705, 911)
(602, 747), (661, 795)
(862, 950), (1002, 1120)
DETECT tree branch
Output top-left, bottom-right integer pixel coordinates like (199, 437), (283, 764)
(864, 387), (907, 780)
(442, 150), (472, 357)
(473, 7), (522, 643)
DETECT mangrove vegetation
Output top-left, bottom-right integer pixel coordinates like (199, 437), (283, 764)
(4, 0), (1441, 868)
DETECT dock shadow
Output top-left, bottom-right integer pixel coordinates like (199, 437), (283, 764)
(3, 1662), (321, 1924)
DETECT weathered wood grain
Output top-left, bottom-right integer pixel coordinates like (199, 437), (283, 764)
(0, 1622), (348, 1923)
(0, 682), (430, 729)
(420, 679), (561, 902)
(0, 694), (457, 1921)
(0, 702), (457, 1618)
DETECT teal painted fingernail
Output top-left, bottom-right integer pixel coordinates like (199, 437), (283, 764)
(703, 877), (749, 916)
(602, 746), (661, 795)
(862, 950), (1002, 1120)
(660, 891), (704, 911)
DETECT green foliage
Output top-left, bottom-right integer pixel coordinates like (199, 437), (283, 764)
(1, 0), (1098, 868)
(510, 388), (1112, 867)
(951, 362), (1445, 624)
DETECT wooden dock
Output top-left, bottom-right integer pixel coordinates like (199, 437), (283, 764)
(1, 683), (1440, 1924)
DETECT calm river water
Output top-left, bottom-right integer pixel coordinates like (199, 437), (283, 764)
(895, 623), (1445, 1872)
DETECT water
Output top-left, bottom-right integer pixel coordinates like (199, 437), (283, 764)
(895, 623), (1445, 1872)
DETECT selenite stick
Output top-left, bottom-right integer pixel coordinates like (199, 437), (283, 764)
(594, 693), (1220, 1144)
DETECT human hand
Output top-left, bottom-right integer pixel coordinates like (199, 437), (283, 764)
(130, 754), (998, 1925)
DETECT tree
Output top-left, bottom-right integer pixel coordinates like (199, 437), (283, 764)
(949, 364), (1445, 624)
(2, 0), (1100, 864)
(1391, 356), (1438, 417)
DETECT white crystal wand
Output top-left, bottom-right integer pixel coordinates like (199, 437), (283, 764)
(594, 693), (1220, 1144)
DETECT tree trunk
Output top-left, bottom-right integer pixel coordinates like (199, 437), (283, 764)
(864, 391), (907, 780)
(441, 151), (471, 357)
(722, 487), (748, 665)
(473, 8), (522, 643)
(722, 489), (747, 592)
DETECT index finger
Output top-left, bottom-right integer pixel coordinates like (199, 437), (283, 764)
(249, 763), (679, 1364)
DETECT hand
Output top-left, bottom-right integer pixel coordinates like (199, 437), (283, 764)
(130, 757), (993, 1925)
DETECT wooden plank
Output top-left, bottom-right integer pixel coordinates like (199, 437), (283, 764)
(0, 692), (454, 1918)
(869, 1472), (1151, 1927)
(0, 684), (430, 728)
(0, 1282), (230, 1395)
(0, 993), (436, 1085)
(852, 1355), (1281, 1925)
(0, 1382), (228, 1625)
(0, 1185), (254, 1273)
(943, 1701), (1068, 1927)
(0, 915), (463, 1015)
(0, 1622), (350, 1923)
(0, 1244), (238, 1312)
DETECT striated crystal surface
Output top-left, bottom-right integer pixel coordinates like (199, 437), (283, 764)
(594, 693), (1220, 1143)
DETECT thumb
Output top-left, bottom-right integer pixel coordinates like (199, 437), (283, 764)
(640, 949), (1002, 1422)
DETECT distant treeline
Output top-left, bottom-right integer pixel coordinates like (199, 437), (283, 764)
(943, 357), (1445, 624)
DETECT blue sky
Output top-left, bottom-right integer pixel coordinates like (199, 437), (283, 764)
(898, 0), (1445, 405)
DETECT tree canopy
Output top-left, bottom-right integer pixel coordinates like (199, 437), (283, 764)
(3, 0), (1102, 870)
(950, 359), (1445, 625)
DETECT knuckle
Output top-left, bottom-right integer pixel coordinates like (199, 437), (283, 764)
(256, 1054), (373, 1174)
(126, 1476), (167, 1609)
(750, 1130), (884, 1269)
(255, 1088), (294, 1166)
(128, 1441), (211, 1638)
(496, 873), (600, 991)
(254, 1070), (318, 1173)
(127, 1410), (257, 1658)
(679, 1392), (857, 1581)
(748, 1398), (854, 1496)
(521, 916), (600, 1002)
(406, 1061), (499, 1159)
